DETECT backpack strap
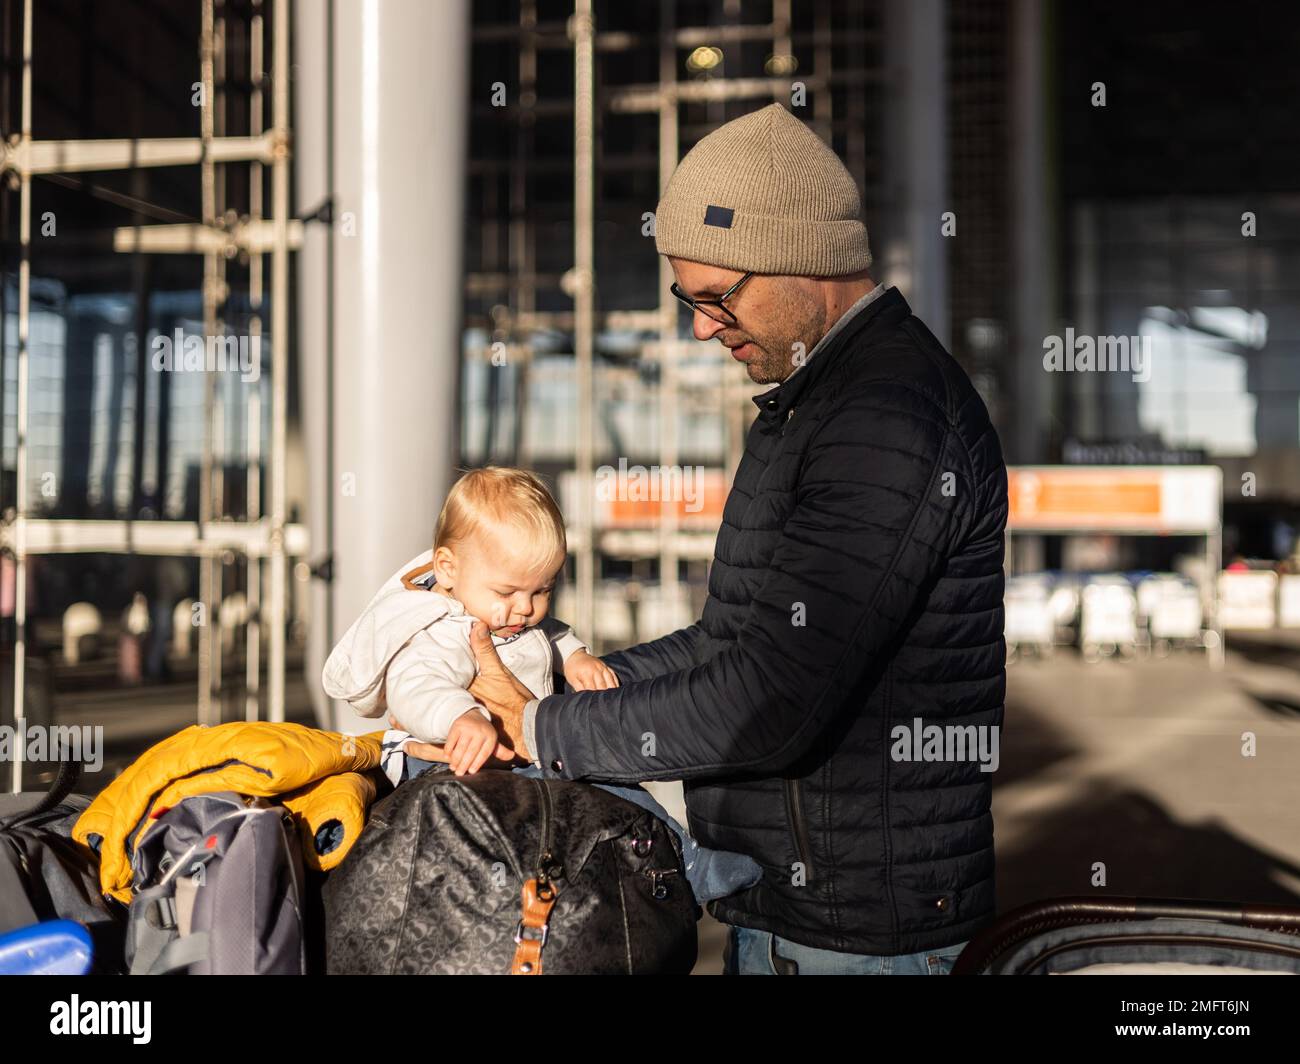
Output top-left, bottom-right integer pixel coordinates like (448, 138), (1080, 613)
(0, 758), (82, 830)
(128, 889), (211, 976)
(127, 893), (176, 975)
(143, 932), (211, 975)
(510, 877), (555, 975)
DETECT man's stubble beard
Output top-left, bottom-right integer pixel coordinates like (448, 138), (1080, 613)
(744, 347), (792, 385)
(741, 286), (828, 386)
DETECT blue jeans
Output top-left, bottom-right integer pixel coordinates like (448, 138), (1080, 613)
(723, 924), (968, 975)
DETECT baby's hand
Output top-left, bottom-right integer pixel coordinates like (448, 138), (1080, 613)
(564, 650), (620, 692)
(444, 708), (501, 776)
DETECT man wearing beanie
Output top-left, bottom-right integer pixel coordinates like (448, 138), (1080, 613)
(438, 103), (1008, 974)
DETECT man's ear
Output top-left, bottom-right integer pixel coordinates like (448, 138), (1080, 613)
(433, 544), (457, 589)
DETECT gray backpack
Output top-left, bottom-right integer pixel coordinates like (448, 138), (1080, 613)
(126, 791), (307, 975)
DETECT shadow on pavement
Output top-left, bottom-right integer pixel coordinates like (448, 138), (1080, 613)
(997, 785), (1300, 913)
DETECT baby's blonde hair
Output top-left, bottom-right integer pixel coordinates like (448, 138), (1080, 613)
(435, 466), (567, 576)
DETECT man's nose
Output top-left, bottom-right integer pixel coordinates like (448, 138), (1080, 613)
(693, 309), (727, 342)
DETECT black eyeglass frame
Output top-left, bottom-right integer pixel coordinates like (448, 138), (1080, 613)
(669, 271), (754, 326)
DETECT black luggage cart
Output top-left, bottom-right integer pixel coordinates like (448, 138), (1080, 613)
(953, 896), (1300, 975)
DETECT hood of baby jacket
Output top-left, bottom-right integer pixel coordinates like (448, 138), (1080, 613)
(321, 549), (471, 716)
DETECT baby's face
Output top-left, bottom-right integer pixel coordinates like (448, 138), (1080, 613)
(435, 530), (562, 637)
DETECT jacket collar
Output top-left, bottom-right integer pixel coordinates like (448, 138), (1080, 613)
(750, 286), (910, 421)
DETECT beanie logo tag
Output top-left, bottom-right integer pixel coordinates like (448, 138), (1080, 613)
(703, 205), (734, 229)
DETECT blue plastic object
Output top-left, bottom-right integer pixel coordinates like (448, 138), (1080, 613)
(0, 919), (93, 975)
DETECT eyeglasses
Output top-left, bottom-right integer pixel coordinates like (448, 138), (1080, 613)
(669, 271), (754, 326)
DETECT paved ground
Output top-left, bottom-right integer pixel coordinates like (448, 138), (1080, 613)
(8, 632), (1299, 975)
(992, 638), (1300, 916)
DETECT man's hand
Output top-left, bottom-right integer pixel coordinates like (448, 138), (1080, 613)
(466, 620), (538, 761)
(564, 649), (620, 691)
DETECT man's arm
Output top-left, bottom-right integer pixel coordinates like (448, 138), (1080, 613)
(599, 623), (707, 684)
(524, 620), (706, 767)
(532, 384), (961, 783)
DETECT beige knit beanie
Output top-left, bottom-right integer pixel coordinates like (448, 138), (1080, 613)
(654, 102), (871, 277)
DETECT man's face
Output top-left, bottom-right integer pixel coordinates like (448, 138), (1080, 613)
(669, 257), (828, 385)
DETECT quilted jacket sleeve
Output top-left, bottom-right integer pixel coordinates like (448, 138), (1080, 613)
(599, 622), (707, 684)
(534, 383), (962, 783)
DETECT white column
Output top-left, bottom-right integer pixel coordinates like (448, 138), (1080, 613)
(1010, 0), (1053, 465)
(296, 0), (471, 733)
(882, 0), (949, 349)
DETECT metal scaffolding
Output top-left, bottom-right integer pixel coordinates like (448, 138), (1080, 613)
(0, 0), (302, 791)
(463, 2), (881, 641)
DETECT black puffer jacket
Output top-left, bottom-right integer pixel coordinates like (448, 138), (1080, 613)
(535, 287), (1008, 955)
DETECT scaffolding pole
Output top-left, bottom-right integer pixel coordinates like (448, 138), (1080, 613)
(10, 0), (33, 793)
(197, 0), (219, 726)
(4, 0), (299, 787)
(268, 0), (290, 722)
(246, 1), (265, 722)
(570, 0), (595, 641)
(656, 0), (680, 608)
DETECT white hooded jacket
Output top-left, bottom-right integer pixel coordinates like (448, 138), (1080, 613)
(321, 549), (588, 751)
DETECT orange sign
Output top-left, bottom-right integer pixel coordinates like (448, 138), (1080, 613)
(1007, 466), (1220, 532)
(601, 469), (728, 527)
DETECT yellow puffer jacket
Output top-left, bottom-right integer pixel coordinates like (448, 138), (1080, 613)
(74, 721), (386, 902)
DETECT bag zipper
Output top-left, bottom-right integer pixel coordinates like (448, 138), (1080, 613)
(784, 778), (815, 882)
(531, 777), (562, 895)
